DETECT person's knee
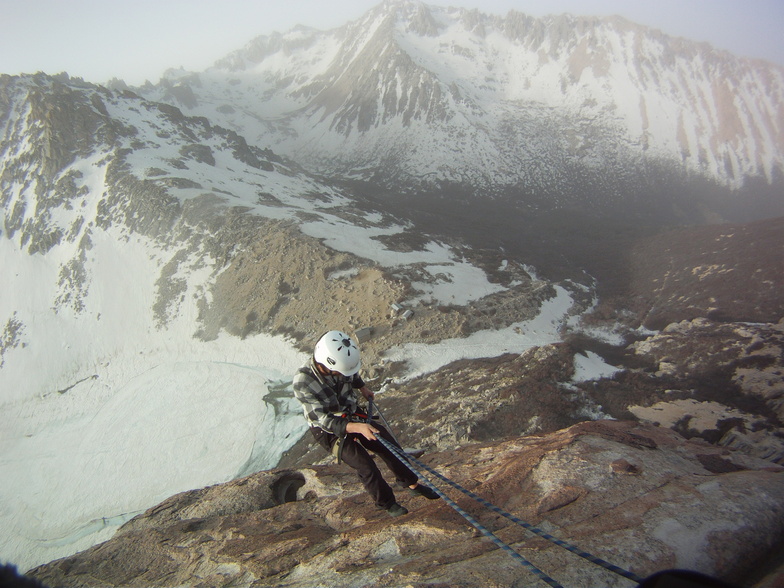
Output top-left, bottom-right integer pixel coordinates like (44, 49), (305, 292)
(341, 438), (376, 469)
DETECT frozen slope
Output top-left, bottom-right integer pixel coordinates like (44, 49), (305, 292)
(0, 218), (308, 571)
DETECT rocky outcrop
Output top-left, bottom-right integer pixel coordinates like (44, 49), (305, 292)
(196, 216), (553, 367)
(280, 313), (784, 473)
(627, 317), (784, 464)
(631, 318), (784, 418)
(277, 343), (591, 470)
(30, 421), (784, 587)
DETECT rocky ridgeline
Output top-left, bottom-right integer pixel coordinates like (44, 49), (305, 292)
(29, 421), (784, 587)
(0, 75), (248, 321)
(159, 2), (784, 216)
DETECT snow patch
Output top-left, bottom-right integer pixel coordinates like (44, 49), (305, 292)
(572, 351), (622, 382)
(383, 285), (574, 380)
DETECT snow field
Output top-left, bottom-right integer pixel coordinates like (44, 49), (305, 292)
(0, 218), (307, 571)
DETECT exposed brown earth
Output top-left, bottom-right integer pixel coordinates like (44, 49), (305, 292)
(197, 218), (558, 372)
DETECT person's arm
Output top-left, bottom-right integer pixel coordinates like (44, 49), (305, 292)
(346, 421), (378, 440)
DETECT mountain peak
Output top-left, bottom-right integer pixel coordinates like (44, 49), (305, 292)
(378, 0), (440, 35)
(142, 2), (784, 211)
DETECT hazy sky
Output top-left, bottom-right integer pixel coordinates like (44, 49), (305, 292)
(2, 0), (783, 85)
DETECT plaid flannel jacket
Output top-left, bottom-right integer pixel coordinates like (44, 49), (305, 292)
(292, 358), (366, 437)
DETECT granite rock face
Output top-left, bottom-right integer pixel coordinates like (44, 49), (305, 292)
(30, 421), (784, 587)
(627, 317), (784, 465)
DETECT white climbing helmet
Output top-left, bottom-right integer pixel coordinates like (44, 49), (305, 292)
(314, 330), (362, 376)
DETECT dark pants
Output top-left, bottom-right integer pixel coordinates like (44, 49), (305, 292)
(310, 423), (417, 509)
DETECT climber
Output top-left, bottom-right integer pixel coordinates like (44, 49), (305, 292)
(292, 330), (439, 517)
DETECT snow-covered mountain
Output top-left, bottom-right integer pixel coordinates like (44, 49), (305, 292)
(137, 0), (784, 216)
(3, 0), (784, 577)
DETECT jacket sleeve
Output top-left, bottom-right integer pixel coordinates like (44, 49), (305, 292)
(292, 370), (348, 437)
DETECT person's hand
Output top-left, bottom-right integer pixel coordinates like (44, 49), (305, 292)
(360, 386), (375, 401)
(346, 421), (378, 441)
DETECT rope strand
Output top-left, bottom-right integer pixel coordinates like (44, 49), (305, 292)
(369, 400), (642, 585)
(377, 435), (564, 588)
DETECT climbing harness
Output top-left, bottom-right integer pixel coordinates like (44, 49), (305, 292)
(333, 410), (374, 463)
(368, 400), (644, 587)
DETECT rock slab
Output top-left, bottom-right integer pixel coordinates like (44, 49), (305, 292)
(31, 421), (784, 587)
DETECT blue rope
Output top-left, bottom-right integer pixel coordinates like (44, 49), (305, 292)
(395, 438), (643, 584)
(369, 400), (642, 585)
(376, 435), (564, 588)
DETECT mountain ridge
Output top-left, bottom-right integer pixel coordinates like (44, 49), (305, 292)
(28, 421), (784, 587)
(138, 1), (784, 213)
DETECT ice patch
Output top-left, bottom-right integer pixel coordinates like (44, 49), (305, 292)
(572, 351), (622, 382)
(384, 285), (574, 380)
(0, 334), (306, 572)
(0, 223), (307, 572)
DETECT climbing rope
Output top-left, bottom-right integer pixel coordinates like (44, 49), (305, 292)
(368, 400), (643, 586)
(376, 434), (564, 588)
